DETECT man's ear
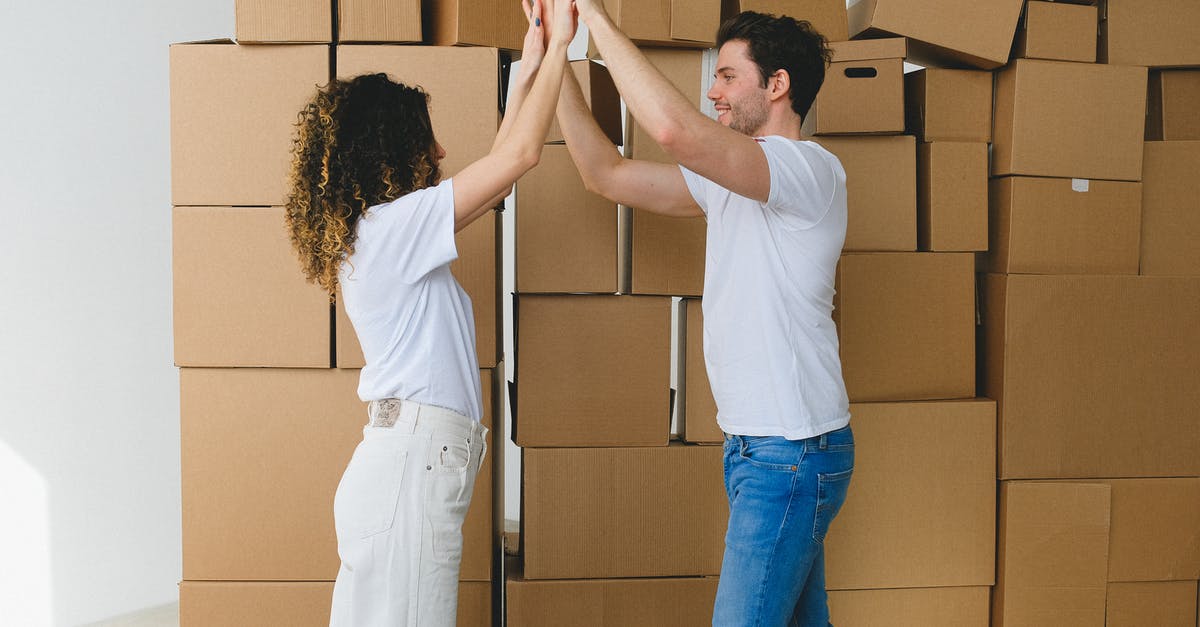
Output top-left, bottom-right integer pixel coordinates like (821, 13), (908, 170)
(768, 69), (790, 103)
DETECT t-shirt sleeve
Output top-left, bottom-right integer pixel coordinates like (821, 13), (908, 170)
(369, 177), (458, 283)
(761, 136), (838, 229)
(678, 164), (715, 215)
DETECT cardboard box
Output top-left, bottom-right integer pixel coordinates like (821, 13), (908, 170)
(980, 274), (1200, 479)
(546, 60), (622, 145)
(677, 298), (722, 444)
(515, 145), (619, 294)
(848, 0), (1024, 69)
(992, 481), (1111, 627)
(1099, 479), (1200, 583)
(1147, 71), (1200, 141)
(814, 135), (916, 251)
(834, 253), (975, 402)
(917, 142), (988, 252)
(336, 0), (419, 43)
(178, 580), (492, 627)
(169, 42), (329, 206)
(339, 0), (524, 49)
(992, 59), (1147, 181)
(236, 0), (332, 43)
(722, 0), (849, 42)
(173, 206), (331, 368)
(1142, 141), (1200, 276)
(602, 0), (722, 47)
(521, 443), (726, 579)
(627, 206), (707, 296)
(904, 68), (993, 143)
(1013, 1), (1097, 63)
(827, 587), (991, 626)
(1101, 0), (1200, 68)
(181, 368), (501, 581)
(802, 38), (906, 136)
(513, 295), (671, 447)
(334, 46), (503, 368)
(506, 566), (719, 626)
(825, 399), (995, 590)
(626, 49), (709, 166)
(1106, 581), (1199, 627)
(984, 176), (1142, 275)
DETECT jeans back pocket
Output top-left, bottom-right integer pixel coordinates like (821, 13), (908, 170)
(812, 466), (853, 543)
(333, 436), (409, 540)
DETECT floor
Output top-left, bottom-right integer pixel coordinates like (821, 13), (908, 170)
(82, 603), (179, 627)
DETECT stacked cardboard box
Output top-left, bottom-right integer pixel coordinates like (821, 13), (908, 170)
(172, 2), (517, 624)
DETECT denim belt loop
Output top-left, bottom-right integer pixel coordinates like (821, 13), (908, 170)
(818, 432), (828, 450)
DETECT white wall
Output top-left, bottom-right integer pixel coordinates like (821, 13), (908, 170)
(0, 2), (231, 625)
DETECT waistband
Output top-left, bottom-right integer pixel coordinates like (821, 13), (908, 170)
(367, 399), (484, 440)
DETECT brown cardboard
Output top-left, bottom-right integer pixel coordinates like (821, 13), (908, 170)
(992, 59), (1147, 181)
(506, 565), (719, 626)
(1100, 479), (1200, 583)
(801, 38), (906, 136)
(181, 368), (500, 581)
(340, 0), (524, 49)
(337, 0), (421, 43)
(1147, 71), (1200, 141)
(514, 295), (671, 447)
(334, 46), (503, 368)
(1013, 1), (1097, 63)
(169, 42), (329, 206)
(546, 60), (622, 145)
(1101, 0), (1200, 68)
(992, 481), (1111, 627)
(825, 399), (996, 590)
(173, 206), (331, 368)
(178, 580), (492, 626)
(1141, 141), (1200, 276)
(904, 68), (993, 143)
(628, 207), (707, 296)
(626, 49), (706, 166)
(521, 443), (726, 579)
(515, 145), (618, 294)
(980, 274), (1200, 479)
(917, 142), (988, 252)
(1106, 581), (1199, 627)
(985, 176), (1142, 275)
(834, 253), (975, 402)
(236, 0), (332, 43)
(848, 0), (1024, 69)
(827, 586), (991, 626)
(678, 298), (722, 444)
(814, 135), (916, 251)
(722, 0), (849, 42)
(602, 0), (723, 47)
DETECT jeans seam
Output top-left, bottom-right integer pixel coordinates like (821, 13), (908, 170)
(750, 464), (801, 627)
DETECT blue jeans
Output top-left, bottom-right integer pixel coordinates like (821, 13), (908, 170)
(712, 425), (854, 627)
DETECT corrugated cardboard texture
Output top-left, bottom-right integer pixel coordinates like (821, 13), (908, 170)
(545, 61), (622, 145)
(1147, 71), (1200, 141)
(679, 298), (721, 444)
(1100, 479), (1200, 583)
(1106, 581), (1199, 627)
(626, 49), (705, 166)
(516, 145), (618, 294)
(814, 135), (916, 251)
(1141, 141), (1200, 276)
(629, 208), (706, 296)
(1013, 1), (1097, 63)
(825, 399), (996, 590)
(834, 253), (975, 402)
(985, 176), (1142, 275)
(506, 568), (719, 626)
(514, 295), (671, 446)
(606, 0), (721, 46)
(848, 0), (1024, 69)
(723, 0), (849, 42)
(169, 43), (329, 206)
(992, 59), (1147, 181)
(236, 0), (332, 43)
(173, 206), (330, 368)
(917, 142), (988, 252)
(521, 444), (726, 579)
(828, 586), (991, 627)
(904, 68), (993, 142)
(425, 0), (524, 49)
(802, 39), (905, 136)
(981, 274), (1200, 479)
(992, 481), (1111, 627)
(1101, 0), (1200, 68)
(338, 0), (421, 43)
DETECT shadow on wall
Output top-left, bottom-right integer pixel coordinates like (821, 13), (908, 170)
(0, 439), (53, 625)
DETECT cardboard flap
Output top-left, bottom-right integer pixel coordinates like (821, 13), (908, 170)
(830, 37), (907, 62)
(670, 0), (717, 42)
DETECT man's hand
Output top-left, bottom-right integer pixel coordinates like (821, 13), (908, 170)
(570, 0), (603, 21)
(541, 0), (578, 47)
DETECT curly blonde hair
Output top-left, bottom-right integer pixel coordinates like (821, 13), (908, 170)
(285, 73), (441, 297)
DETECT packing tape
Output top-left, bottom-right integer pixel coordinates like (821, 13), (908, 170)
(1071, 178), (1090, 192)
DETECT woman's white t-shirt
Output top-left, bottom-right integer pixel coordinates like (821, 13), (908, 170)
(339, 178), (483, 422)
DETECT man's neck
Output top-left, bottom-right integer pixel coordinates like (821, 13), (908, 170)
(750, 112), (803, 140)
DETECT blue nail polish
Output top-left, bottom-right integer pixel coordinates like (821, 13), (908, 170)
(535, 17), (541, 26)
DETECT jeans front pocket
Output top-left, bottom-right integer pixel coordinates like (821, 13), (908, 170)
(737, 435), (805, 472)
(333, 435), (410, 540)
(812, 465), (853, 543)
(426, 432), (482, 565)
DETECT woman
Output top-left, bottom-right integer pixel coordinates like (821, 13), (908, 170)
(284, 1), (575, 624)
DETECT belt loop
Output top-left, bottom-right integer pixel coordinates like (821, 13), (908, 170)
(818, 433), (828, 450)
(398, 401), (419, 434)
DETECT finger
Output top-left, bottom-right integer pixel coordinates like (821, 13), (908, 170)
(522, 0), (532, 21)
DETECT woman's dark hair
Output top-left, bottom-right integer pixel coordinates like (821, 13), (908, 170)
(716, 11), (832, 121)
(285, 73), (441, 296)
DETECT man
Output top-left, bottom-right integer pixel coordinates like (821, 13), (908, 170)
(544, 4), (854, 626)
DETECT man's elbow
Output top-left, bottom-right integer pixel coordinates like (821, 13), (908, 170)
(650, 121), (691, 158)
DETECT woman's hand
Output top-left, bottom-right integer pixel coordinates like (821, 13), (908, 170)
(542, 0), (578, 47)
(518, 0), (546, 75)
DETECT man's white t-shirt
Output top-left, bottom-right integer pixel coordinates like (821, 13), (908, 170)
(679, 135), (851, 439)
(339, 178), (483, 422)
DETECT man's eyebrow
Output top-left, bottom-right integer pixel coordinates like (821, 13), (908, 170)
(715, 66), (736, 74)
